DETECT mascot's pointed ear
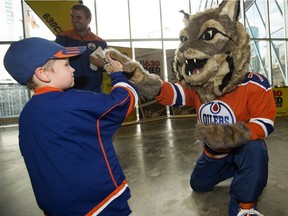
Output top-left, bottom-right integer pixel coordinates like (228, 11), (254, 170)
(219, 0), (240, 21)
(180, 10), (190, 26)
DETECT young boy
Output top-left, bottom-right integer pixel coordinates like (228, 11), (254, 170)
(4, 37), (138, 216)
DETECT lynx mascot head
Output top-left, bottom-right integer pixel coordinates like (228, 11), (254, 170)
(175, 1), (250, 103)
(105, 0), (250, 104)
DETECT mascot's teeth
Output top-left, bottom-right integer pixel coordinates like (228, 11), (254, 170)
(193, 59), (197, 63)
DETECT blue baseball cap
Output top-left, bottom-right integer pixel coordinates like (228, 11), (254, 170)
(3, 37), (86, 85)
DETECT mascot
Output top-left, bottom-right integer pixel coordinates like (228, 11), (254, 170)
(104, 0), (276, 215)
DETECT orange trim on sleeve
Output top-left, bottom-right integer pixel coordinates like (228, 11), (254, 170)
(125, 90), (135, 117)
(85, 180), (128, 216)
(111, 86), (136, 118)
(155, 81), (175, 106)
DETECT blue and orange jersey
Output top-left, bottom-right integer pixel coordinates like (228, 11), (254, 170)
(19, 72), (137, 216)
(156, 72), (276, 141)
(57, 29), (106, 42)
(56, 29), (107, 92)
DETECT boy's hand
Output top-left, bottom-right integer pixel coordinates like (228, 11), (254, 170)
(105, 53), (123, 72)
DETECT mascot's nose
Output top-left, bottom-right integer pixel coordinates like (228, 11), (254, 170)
(178, 44), (188, 53)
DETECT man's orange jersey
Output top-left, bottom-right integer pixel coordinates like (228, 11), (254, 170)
(155, 72), (276, 140)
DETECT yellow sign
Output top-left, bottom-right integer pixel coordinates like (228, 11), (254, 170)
(25, 0), (81, 35)
(273, 87), (288, 116)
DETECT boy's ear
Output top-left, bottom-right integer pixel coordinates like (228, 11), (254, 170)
(34, 67), (51, 83)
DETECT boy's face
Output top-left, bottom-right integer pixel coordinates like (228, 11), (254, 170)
(49, 59), (75, 90)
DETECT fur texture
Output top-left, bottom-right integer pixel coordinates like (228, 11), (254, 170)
(179, 0), (252, 149)
(196, 122), (251, 150)
(105, 0), (252, 150)
(175, 1), (250, 103)
(105, 48), (162, 101)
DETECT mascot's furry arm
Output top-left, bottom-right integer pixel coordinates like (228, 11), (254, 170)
(104, 48), (163, 101)
(196, 122), (251, 150)
(104, 0), (254, 150)
(104, 48), (252, 150)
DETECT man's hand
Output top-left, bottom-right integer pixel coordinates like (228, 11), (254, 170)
(90, 54), (106, 68)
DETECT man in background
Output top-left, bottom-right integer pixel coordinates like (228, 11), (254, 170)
(56, 4), (107, 92)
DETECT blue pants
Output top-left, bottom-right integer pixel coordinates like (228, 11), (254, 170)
(190, 139), (269, 215)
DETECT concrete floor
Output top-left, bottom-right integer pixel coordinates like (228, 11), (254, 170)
(0, 116), (287, 216)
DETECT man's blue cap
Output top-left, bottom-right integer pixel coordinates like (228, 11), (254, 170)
(3, 37), (86, 85)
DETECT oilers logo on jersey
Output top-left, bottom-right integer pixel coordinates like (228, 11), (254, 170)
(198, 100), (236, 125)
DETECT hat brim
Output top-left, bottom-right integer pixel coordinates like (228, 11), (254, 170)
(52, 46), (86, 59)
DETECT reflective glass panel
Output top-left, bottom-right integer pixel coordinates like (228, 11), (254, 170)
(129, 0), (161, 39)
(269, 0), (284, 38)
(245, 1), (266, 38)
(95, 0), (130, 39)
(161, 0), (189, 38)
(0, 0), (23, 41)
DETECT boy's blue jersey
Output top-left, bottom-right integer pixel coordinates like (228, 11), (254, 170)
(19, 73), (137, 216)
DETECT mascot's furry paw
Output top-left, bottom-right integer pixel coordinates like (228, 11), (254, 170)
(105, 48), (163, 100)
(196, 122), (251, 150)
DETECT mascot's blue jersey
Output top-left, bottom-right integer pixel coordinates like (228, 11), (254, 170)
(19, 73), (137, 216)
(156, 72), (276, 141)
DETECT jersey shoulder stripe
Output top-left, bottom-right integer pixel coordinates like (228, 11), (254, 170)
(241, 72), (271, 90)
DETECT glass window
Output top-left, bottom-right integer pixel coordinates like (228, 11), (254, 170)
(269, 0), (284, 38)
(250, 40), (269, 76)
(107, 42), (131, 48)
(129, 0), (161, 39)
(0, 0), (23, 41)
(161, 0), (189, 38)
(271, 40), (286, 86)
(95, 0), (130, 39)
(0, 45), (15, 83)
(245, 1), (266, 38)
(132, 41), (162, 49)
(27, 8), (55, 40)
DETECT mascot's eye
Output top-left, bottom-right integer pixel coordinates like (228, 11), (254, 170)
(180, 36), (188, 43)
(200, 28), (218, 41)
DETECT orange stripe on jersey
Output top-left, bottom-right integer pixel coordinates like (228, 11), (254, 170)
(125, 89), (136, 117)
(96, 115), (118, 187)
(111, 85), (137, 117)
(155, 82), (175, 105)
(203, 146), (230, 159)
(34, 86), (63, 95)
(58, 29), (105, 42)
(94, 87), (135, 189)
(85, 180), (128, 216)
